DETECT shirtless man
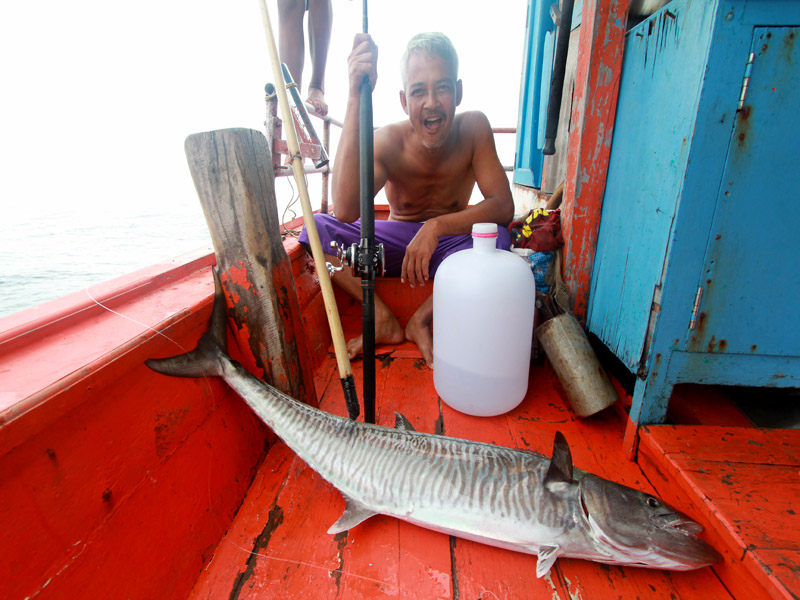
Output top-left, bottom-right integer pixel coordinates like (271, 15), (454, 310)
(299, 32), (513, 367)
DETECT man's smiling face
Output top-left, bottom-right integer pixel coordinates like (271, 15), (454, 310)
(400, 51), (462, 150)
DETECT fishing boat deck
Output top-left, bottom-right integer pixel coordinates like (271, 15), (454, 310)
(2, 242), (798, 599)
(639, 425), (800, 600)
(186, 266), (745, 599)
(187, 351), (728, 599)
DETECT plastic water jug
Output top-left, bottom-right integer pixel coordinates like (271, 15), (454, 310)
(433, 223), (536, 416)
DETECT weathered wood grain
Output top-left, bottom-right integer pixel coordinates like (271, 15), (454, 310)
(185, 128), (315, 406)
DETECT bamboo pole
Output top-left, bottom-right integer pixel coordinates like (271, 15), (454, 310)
(257, 0), (360, 419)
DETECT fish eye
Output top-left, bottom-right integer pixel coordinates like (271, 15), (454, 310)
(646, 496), (660, 508)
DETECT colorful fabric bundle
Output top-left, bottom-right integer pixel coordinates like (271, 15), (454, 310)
(508, 208), (563, 252)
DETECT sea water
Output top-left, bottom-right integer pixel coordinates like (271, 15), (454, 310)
(0, 207), (211, 318)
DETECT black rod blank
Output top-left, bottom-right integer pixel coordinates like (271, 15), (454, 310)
(359, 0), (376, 424)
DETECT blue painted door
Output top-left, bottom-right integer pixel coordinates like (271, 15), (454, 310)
(586, 0), (717, 371)
(514, 0), (554, 189)
(688, 27), (800, 357)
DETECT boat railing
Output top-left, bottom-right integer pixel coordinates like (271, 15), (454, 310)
(264, 90), (516, 216)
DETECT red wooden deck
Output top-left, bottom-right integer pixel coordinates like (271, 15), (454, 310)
(187, 281), (733, 599)
(2, 239), (796, 599)
(639, 425), (800, 600)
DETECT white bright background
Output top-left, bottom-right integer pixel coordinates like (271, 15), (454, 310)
(0, 1), (527, 315)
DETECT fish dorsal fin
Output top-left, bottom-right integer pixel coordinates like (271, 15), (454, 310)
(394, 412), (417, 432)
(536, 544), (560, 578)
(327, 495), (377, 535)
(544, 431), (573, 487)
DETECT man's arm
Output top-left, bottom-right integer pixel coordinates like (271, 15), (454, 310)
(401, 112), (514, 286)
(331, 34), (387, 223)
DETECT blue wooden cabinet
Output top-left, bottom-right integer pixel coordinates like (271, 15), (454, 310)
(587, 0), (800, 425)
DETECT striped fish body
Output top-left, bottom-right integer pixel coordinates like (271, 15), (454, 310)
(146, 273), (721, 577)
(223, 359), (597, 559)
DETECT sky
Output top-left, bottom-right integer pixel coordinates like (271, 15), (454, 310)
(1, 1), (526, 221)
(0, 0), (527, 318)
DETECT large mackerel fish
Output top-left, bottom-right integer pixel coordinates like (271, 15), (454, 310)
(146, 273), (721, 577)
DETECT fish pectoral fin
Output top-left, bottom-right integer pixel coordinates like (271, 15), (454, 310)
(394, 412), (417, 432)
(536, 545), (560, 578)
(327, 496), (378, 534)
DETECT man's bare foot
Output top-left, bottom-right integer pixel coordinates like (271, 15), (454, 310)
(346, 310), (404, 359)
(306, 86), (328, 117)
(405, 313), (434, 369)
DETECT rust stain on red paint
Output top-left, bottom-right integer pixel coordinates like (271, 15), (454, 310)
(562, 3), (629, 319)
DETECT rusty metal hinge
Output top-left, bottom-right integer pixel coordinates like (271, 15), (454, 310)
(689, 286), (703, 329)
(737, 52), (755, 112)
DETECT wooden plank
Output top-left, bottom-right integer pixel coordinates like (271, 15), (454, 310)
(187, 443), (295, 600)
(11, 385), (266, 600)
(639, 425), (800, 599)
(561, 0), (630, 319)
(185, 128), (316, 406)
(585, 0), (719, 368)
(0, 274), (267, 600)
(680, 461), (800, 551)
(750, 549), (800, 600)
(0, 251), (214, 443)
(238, 456), (348, 599)
(641, 425), (800, 465)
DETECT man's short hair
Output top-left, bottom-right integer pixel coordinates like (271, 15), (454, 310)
(401, 32), (459, 88)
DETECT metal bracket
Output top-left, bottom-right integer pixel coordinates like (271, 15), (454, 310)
(689, 286), (703, 330)
(737, 52), (755, 112)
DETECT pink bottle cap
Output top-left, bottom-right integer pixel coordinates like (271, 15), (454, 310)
(472, 223), (498, 238)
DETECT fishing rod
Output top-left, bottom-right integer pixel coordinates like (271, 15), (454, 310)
(280, 63), (329, 169)
(357, 0), (379, 424)
(257, 0), (360, 420)
(329, 0), (382, 424)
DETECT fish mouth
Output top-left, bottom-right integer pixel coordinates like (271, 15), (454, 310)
(653, 531), (723, 569)
(650, 513), (722, 568)
(651, 510), (705, 535)
(660, 515), (704, 535)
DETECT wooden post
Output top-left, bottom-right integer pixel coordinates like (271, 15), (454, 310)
(560, 0), (630, 321)
(185, 128), (316, 406)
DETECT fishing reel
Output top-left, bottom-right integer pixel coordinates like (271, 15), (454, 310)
(327, 240), (385, 278)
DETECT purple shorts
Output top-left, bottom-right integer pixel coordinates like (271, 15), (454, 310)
(298, 213), (512, 278)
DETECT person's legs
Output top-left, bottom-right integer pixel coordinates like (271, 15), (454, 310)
(323, 252), (404, 359)
(278, 0), (306, 88)
(300, 215), (407, 358)
(306, 0), (332, 116)
(299, 216), (511, 366)
(404, 295), (434, 368)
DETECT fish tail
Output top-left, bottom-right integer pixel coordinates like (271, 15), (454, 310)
(145, 268), (229, 378)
